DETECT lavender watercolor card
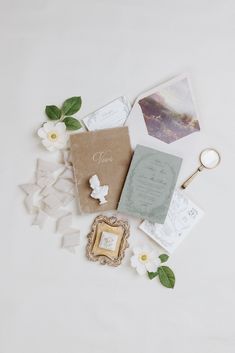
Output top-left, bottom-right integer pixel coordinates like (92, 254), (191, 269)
(125, 74), (200, 147)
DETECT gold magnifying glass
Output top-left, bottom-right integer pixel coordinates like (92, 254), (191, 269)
(181, 148), (221, 189)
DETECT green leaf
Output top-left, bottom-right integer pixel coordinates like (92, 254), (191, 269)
(63, 117), (82, 130)
(45, 105), (61, 120)
(159, 254), (169, 263)
(62, 96), (82, 115)
(158, 266), (175, 288)
(147, 271), (158, 280)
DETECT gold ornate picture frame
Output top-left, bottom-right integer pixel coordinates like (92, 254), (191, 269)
(86, 215), (130, 266)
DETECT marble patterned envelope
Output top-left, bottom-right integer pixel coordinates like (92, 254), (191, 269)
(118, 145), (182, 223)
(139, 190), (204, 253)
(83, 96), (131, 131)
(125, 74), (200, 146)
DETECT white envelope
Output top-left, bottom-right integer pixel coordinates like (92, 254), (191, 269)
(125, 73), (200, 148)
(83, 96), (131, 131)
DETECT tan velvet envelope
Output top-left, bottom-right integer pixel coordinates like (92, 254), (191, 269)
(70, 127), (133, 214)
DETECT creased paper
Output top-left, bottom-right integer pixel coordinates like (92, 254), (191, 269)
(37, 159), (62, 173)
(61, 150), (72, 167)
(20, 156), (79, 251)
(42, 205), (68, 219)
(20, 183), (40, 195)
(56, 213), (73, 233)
(60, 167), (74, 180)
(83, 96), (131, 131)
(54, 178), (74, 193)
(61, 229), (80, 253)
(139, 190), (204, 253)
(24, 194), (37, 214)
(32, 209), (48, 229)
(42, 193), (64, 210)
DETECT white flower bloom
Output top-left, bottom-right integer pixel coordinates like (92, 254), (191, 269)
(37, 122), (68, 152)
(130, 246), (160, 276)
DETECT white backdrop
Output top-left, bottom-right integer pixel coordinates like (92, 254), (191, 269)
(0, 1), (235, 352)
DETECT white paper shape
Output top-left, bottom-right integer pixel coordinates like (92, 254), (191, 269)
(60, 167), (74, 180)
(36, 171), (55, 188)
(21, 156), (76, 238)
(89, 175), (109, 205)
(32, 209), (48, 229)
(24, 194), (37, 214)
(41, 185), (74, 209)
(20, 183), (40, 195)
(36, 158), (63, 188)
(37, 159), (62, 173)
(42, 205), (68, 219)
(83, 96), (131, 131)
(41, 186), (59, 198)
(139, 190), (204, 253)
(56, 213), (73, 233)
(54, 178), (74, 193)
(61, 150), (73, 167)
(40, 185), (56, 197)
(61, 193), (74, 206)
(99, 231), (118, 251)
(43, 193), (64, 209)
(61, 229), (80, 253)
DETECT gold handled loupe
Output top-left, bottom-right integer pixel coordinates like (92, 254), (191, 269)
(181, 148), (221, 189)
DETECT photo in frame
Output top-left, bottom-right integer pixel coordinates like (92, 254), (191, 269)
(86, 215), (130, 266)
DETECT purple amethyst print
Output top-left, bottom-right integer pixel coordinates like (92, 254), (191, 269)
(138, 77), (200, 144)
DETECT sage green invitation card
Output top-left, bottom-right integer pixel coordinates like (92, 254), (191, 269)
(118, 145), (182, 223)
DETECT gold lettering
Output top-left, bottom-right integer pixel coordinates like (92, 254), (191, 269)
(93, 150), (113, 164)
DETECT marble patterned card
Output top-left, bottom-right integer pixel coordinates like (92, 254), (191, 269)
(117, 145), (182, 223)
(83, 96), (131, 131)
(139, 190), (204, 253)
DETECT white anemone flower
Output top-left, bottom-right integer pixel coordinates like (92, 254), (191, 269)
(37, 122), (68, 152)
(131, 246), (160, 275)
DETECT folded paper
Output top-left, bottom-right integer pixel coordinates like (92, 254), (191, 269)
(57, 213), (73, 233)
(20, 157), (75, 235)
(24, 194), (37, 214)
(32, 209), (48, 229)
(54, 178), (74, 193)
(125, 74), (200, 146)
(60, 167), (74, 180)
(139, 190), (204, 253)
(42, 205), (68, 219)
(20, 183), (40, 195)
(83, 96), (131, 131)
(61, 149), (73, 167)
(43, 193), (64, 210)
(37, 159), (62, 173)
(61, 229), (80, 253)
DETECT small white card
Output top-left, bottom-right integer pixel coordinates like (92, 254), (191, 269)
(99, 231), (118, 251)
(139, 190), (204, 253)
(83, 96), (131, 131)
